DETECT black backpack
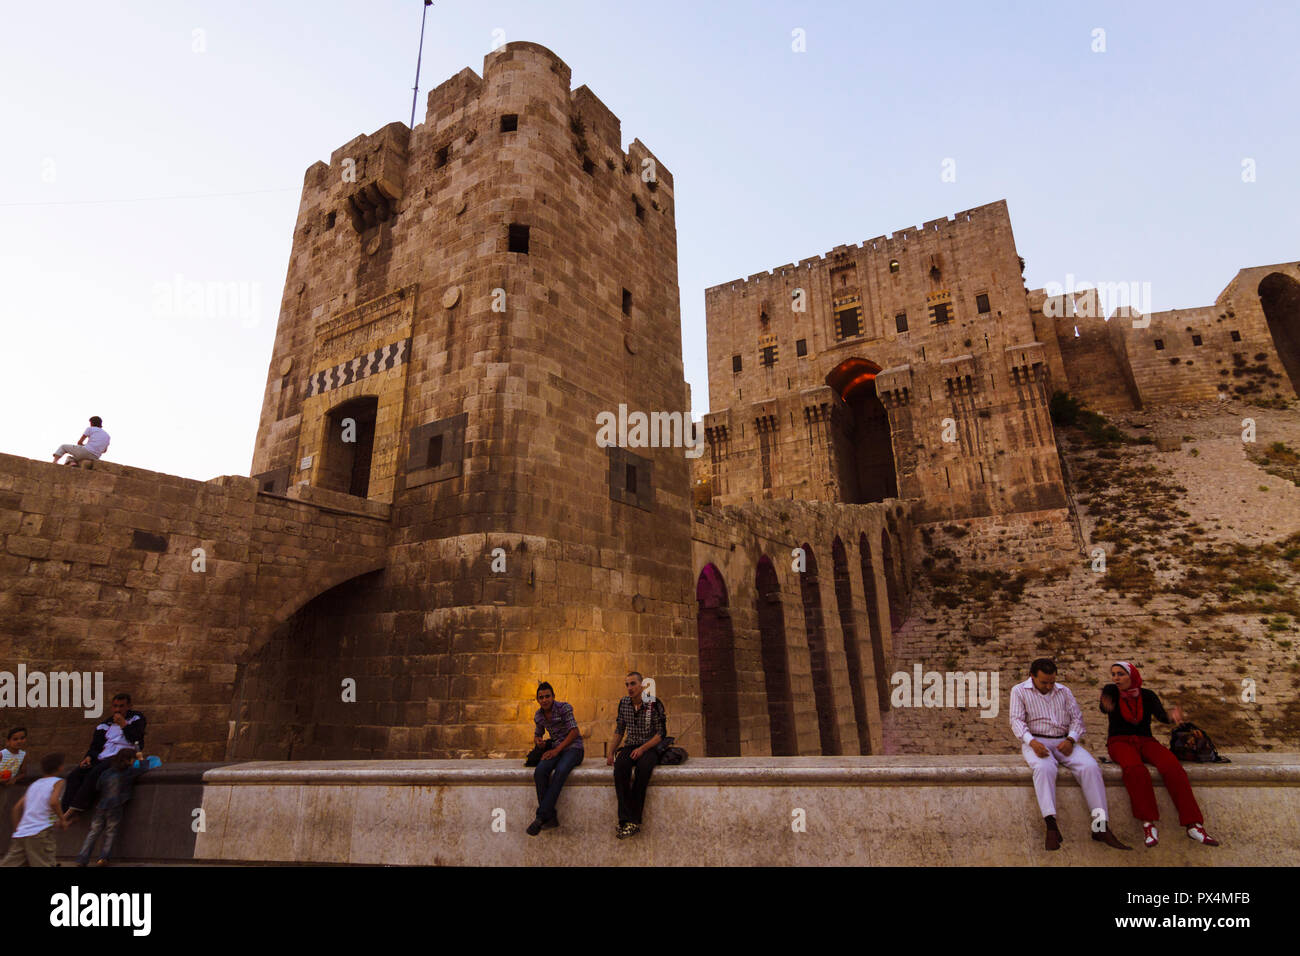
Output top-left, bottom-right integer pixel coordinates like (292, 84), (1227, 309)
(1169, 722), (1229, 763)
(652, 704), (688, 764)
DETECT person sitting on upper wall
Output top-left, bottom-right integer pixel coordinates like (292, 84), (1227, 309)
(52, 415), (110, 467)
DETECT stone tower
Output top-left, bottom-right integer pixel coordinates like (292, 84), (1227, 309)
(240, 42), (700, 758)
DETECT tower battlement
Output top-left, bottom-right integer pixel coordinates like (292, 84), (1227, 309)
(706, 200), (1011, 298)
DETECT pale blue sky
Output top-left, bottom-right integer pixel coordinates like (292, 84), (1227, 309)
(2, 1), (1296, 480)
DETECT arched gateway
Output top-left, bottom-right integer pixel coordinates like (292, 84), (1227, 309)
(826, 358), (898, 503)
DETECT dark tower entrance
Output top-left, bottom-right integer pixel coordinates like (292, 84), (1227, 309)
(321, 396), (378, 498)
(1259, 272), (1300, 394)
(827, 358), (898, 503)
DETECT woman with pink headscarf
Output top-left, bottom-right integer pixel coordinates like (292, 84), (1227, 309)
(1100, 661), (1219, 848)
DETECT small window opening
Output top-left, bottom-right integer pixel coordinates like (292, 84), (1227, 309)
(1192, 334), (1203, 346)
(626, 464), (637, 495)
(427, 434), (444, 469)
(895, 312), (908, 333)
(500, 114), (518, 132)
(325, 211), (336, 230)
(622, 288), (632, 316)
(889, 259), (900, 274)
(508, 223), (529, 254)
(732, 354), (742, 373)
(975, 293), (990, 314)
(633, 198), (645, 221)
(836, 307), (861, 339)
(796, 338), (807, 357)
(760, 345), (778, 367)
(436, 145), (450, 168)
(1154, 339), (1165, 351)
(1230, 330), (1241, 342)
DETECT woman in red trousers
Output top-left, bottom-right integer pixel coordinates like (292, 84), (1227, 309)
(1099, 661), (1219, 848)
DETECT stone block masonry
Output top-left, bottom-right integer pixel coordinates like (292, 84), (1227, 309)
(0, 454), (387, 762)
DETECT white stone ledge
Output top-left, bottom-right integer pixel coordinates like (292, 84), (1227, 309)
(28, 756), (1294, 866)
(192, 754), (1300, 788)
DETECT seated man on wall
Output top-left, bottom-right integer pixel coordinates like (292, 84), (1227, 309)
(527, 681), (584, 836)
(1010, 658), (1129, 852)
(606, 671), (666, 840)
(61, 693), (146, 818)
(52, 415), (110, 467)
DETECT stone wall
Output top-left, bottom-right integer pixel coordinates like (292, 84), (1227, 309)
(0, 454), (388, 762)
(690, 499), (913, 756)
(1033, 263), (1300, 414)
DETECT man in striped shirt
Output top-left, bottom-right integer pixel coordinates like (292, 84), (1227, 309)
(1010, 658), (1130, 851)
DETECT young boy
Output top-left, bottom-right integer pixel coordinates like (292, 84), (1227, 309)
(0, 728), (27, 785)
(75, 749), (148, 867)
(1, 753), (69, 866)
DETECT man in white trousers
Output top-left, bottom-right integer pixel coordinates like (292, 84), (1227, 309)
(1010, 657), (1130, 851)
(53, 415), (110, 467)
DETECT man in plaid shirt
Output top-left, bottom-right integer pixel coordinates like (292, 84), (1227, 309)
(605, 671), (666, 839)
(527, 682), (584, 836)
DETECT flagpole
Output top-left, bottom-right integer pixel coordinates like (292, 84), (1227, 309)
(410, 1), (433, 129)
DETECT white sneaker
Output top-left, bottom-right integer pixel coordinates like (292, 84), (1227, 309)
(1143, 822), (1158, 847)
(1187, 823), (1220, 846)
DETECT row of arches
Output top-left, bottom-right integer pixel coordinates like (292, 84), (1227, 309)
(696, 528), (906, 756)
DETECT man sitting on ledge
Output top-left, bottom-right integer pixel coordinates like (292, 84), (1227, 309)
(606, 671), (665, 841)
(61, 693), (146, 818)
(52, 415), (110, 467)
(1010, 658), (1129, 852)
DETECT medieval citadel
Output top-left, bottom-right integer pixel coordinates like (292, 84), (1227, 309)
(3, 41), (1299, 771)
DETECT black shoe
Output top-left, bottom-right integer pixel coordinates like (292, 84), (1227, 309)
(1044, 815), (1062, 851)
(526, 817), (544, 837)
(1093, 826), (1132, 850)
(541, 814), (559, 830)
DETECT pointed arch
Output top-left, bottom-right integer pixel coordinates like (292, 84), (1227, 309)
(697, 563), (740, 756)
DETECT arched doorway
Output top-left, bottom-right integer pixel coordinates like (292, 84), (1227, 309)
(697, 563), (741, 756)
(230, 568), (385, 760)
(832, 537), (872, 753)
(826, 358), (898, 503)
(798, 544), (841, 755)
(755, 555), (797, 755)
(320, 396), (378, 498)
(1259, 273), (1300, 393)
